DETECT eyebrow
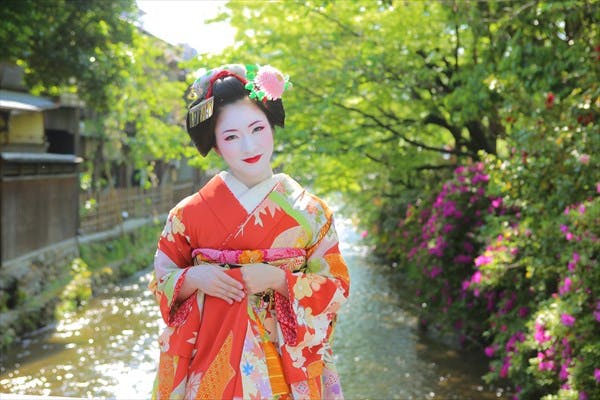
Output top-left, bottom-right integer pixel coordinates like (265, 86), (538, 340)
(220, 120), (263, 135)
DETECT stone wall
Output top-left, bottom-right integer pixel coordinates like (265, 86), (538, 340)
(0, 238), (79, 346)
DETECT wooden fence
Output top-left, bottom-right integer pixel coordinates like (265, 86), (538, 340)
(79, 182), (196, 235)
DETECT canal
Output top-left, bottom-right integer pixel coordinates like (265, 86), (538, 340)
(0, 219), (506, 399)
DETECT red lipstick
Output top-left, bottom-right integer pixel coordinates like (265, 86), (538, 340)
(243, 155), (262, 164)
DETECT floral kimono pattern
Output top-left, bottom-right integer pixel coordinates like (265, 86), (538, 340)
(150, 172), (350, 399)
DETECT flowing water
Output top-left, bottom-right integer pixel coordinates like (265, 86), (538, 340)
(0, 219), (507, 399)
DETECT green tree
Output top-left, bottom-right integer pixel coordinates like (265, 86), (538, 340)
(0, 0), (138, 112)
(1, 0), (193, 190)
(195, 1), (509, 220)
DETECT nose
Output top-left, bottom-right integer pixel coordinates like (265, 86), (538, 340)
(241, 133), (256, 153)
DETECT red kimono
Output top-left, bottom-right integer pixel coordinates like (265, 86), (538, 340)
(150, 172), (350, 399)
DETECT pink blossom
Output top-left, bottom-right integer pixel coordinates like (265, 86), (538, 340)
(534, 323), (552, 344)
(454, 254), (472, 264)
(472, 172), (490, 184)
(360, 230), (368, 239)
(518, 307), (529, 318)
(500, 357), (511, 378)
(461, 279), (471, 291)
(559, 363), (570, 380)
(594, 368), (600, 383)
(475, 255), (493, 266)
(454, 166), (465, 175)
(539, 360), (556, 371)
(463, 241), (475, 253)
(566, 232), (574, 241)
(471, 271), (482, 284)
(578, 204), (586, 214)
(442, 200), (457, 217)
(579, 154), (590, 165)
(442, 223), (454, 233)
(559, 277), (573, 295)
(506, 331), (525, 352)
(560, 224), (569, 233)
(407, 247), (418, 259)
(254, 65), (287, 100)
(579, 392), (588, 400)
(429, 266), (443, 278)
(491, 198), (503, 209)
(561, 313), (576, 327)
(484, 345), (497, 357)
(597, 182), (600, 193)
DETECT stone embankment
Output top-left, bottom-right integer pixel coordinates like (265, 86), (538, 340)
(0, 216), (163, 348)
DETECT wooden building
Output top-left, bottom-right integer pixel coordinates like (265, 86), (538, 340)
(0, 64), (82, 266)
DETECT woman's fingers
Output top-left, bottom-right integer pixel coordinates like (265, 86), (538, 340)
(195, 266), (245, 303)
(213, 270), (245, 302)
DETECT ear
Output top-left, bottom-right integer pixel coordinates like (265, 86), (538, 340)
(213, 146), (222, 157)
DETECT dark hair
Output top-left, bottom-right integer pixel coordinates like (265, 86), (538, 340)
(186, 76), (285, 157)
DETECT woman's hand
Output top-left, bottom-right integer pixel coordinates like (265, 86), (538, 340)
(241, 263), (288, 298)
(180, 264), (246, 304)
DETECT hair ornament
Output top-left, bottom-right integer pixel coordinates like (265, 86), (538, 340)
(188, 63), (290, 128)
(245, 64), (291, 101)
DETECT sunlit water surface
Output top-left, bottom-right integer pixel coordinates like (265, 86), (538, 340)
(1, 218), (506, 399)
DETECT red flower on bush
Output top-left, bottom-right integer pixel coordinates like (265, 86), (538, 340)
(545, 92), (555, 109)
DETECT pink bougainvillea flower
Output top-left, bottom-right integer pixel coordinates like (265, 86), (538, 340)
(534, 323), (552, 344)
(484, 345), (497, 357)
(559, 363), (570, 380)
(491, 198), (503, 209)
(518, 307), (529, 318)
(561, 313), (576, 327)
(566, 232), (574, 241)
(429, 266), (443, 278)
(475, 255), (493, 266)
(463, 241), (475, 253)
(500, 357), (511, 378)
(579, 154), (590, 165)
(559, 277), (572, 296)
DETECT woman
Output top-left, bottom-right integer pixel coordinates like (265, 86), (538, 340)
(150, 64), (350, 400)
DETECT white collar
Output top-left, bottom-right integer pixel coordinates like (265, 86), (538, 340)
(219, 171), (284, 213)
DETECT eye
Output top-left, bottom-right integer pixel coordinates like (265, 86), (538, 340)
(252, 125), (265, 133)
(224, 134), (238, 141)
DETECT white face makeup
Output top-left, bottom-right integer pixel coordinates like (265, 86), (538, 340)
(214, 98), (274, 188)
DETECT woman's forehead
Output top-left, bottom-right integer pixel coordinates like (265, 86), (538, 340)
(217, 99), (267, 127)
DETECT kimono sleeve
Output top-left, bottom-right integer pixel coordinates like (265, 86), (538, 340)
(151, 203), (196, 327)
(275, 203), (350, 352)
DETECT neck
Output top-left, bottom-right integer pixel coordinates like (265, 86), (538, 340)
(230, 169), (274, 188)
